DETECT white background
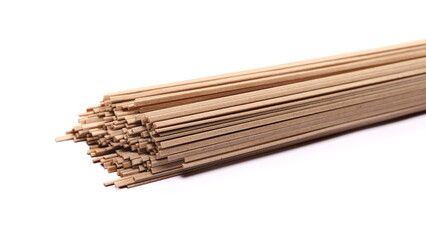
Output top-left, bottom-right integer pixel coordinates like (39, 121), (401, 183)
(1, 1), (425, 239)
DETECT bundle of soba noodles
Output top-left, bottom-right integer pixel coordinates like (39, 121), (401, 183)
(56, 40), (426, 189)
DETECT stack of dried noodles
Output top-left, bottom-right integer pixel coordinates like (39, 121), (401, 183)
(56, 40), (426, 189)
